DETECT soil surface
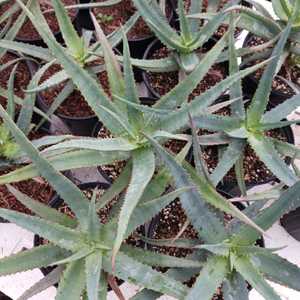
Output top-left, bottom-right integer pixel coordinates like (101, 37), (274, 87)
(0, 172), (53, 214)
(245, 35), (300, 96)
(96, 125), (126, 182)
(146, 45), (226, 98)
(0, 0), (77, 40)
(0, 52), (32, 109)
(92, 0), (172, 39)
(150, 198), (198, 257)
(39, 63), (110, 117)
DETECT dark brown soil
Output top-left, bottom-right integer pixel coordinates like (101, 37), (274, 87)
(164, 138), (187, 155)
(0, 172), (53, 214)
(57, 186), (118, 224)
(245, 35), (300, 96)
(96, 126), (126, 182)
(150, 198), (198, 258)
(146, 46), (226, 98)
(92, 0), (172, 39)
(0, 0), (77, 40)
(0, 52), (31, 109)
(39, 63), (110, 117)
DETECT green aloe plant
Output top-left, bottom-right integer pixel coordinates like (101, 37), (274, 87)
(0, 58), (66, 165)
(131, 0), (232, 74)
(0, 120), (200, 299)
(0, 123), (19, 160)
(186, 14), (300, 192)
(190, 0), (300, 88)
(0, 0), (271, 267)
(138, 138), (300, 299)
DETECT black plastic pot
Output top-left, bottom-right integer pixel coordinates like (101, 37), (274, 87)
(142, 39), (229, 99)
(0, 291), (12, 300)
(76, 0), (94, 31)
(36, 83), (98, 137)
(34, 182), (110, 278)
(83, 1), (174, 81)
(92, 97), (157, 183)
(281, 207), (300, 241)
(119, 2), (175, 82)
(242, 33), (295, 107)
(38, 95), (98, 136)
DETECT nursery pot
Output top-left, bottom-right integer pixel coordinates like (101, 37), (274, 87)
(142, 39), (229, 99)
(242, 33), (295, 107)
(86, 1), (174, 81)
(36, 83), (98, 137)
(35, 46), (122, 136)
(76, 0), (94, 31)
(37, 94), (98, 136)
(117, 1), (175, 82)
(34, 182), (110, 278)
(93, 97), (157, 183)
(0, 291), (12, 300)
(281, 207), (300, 241)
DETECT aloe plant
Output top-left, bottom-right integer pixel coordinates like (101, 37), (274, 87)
(186, 14), (300, 192)
(191, 0), (300, 89)
(0, 123), (19, 159)
(0, 0), (273, 267)
(138, 148), (300, 299)
(130, 0), (233, 75)
(0, 0), (140, 121)
(0, 154), (198, 300)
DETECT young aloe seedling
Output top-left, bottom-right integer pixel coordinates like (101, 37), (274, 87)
(0, 123), (19, 160)
(204, 0), (300, 89)
(132, 0), (230, 74)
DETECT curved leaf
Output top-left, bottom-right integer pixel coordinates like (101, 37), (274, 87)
(0, 209), (82, 250)
(0, 245), (68, 276)
(233, 254), (281, 300)
(113, 148), (155, 263)
(186, 256), (228, 300)
(103, 252), (188, 299)
(248, 133), (298, 186)
(56, 259), (86, 300)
